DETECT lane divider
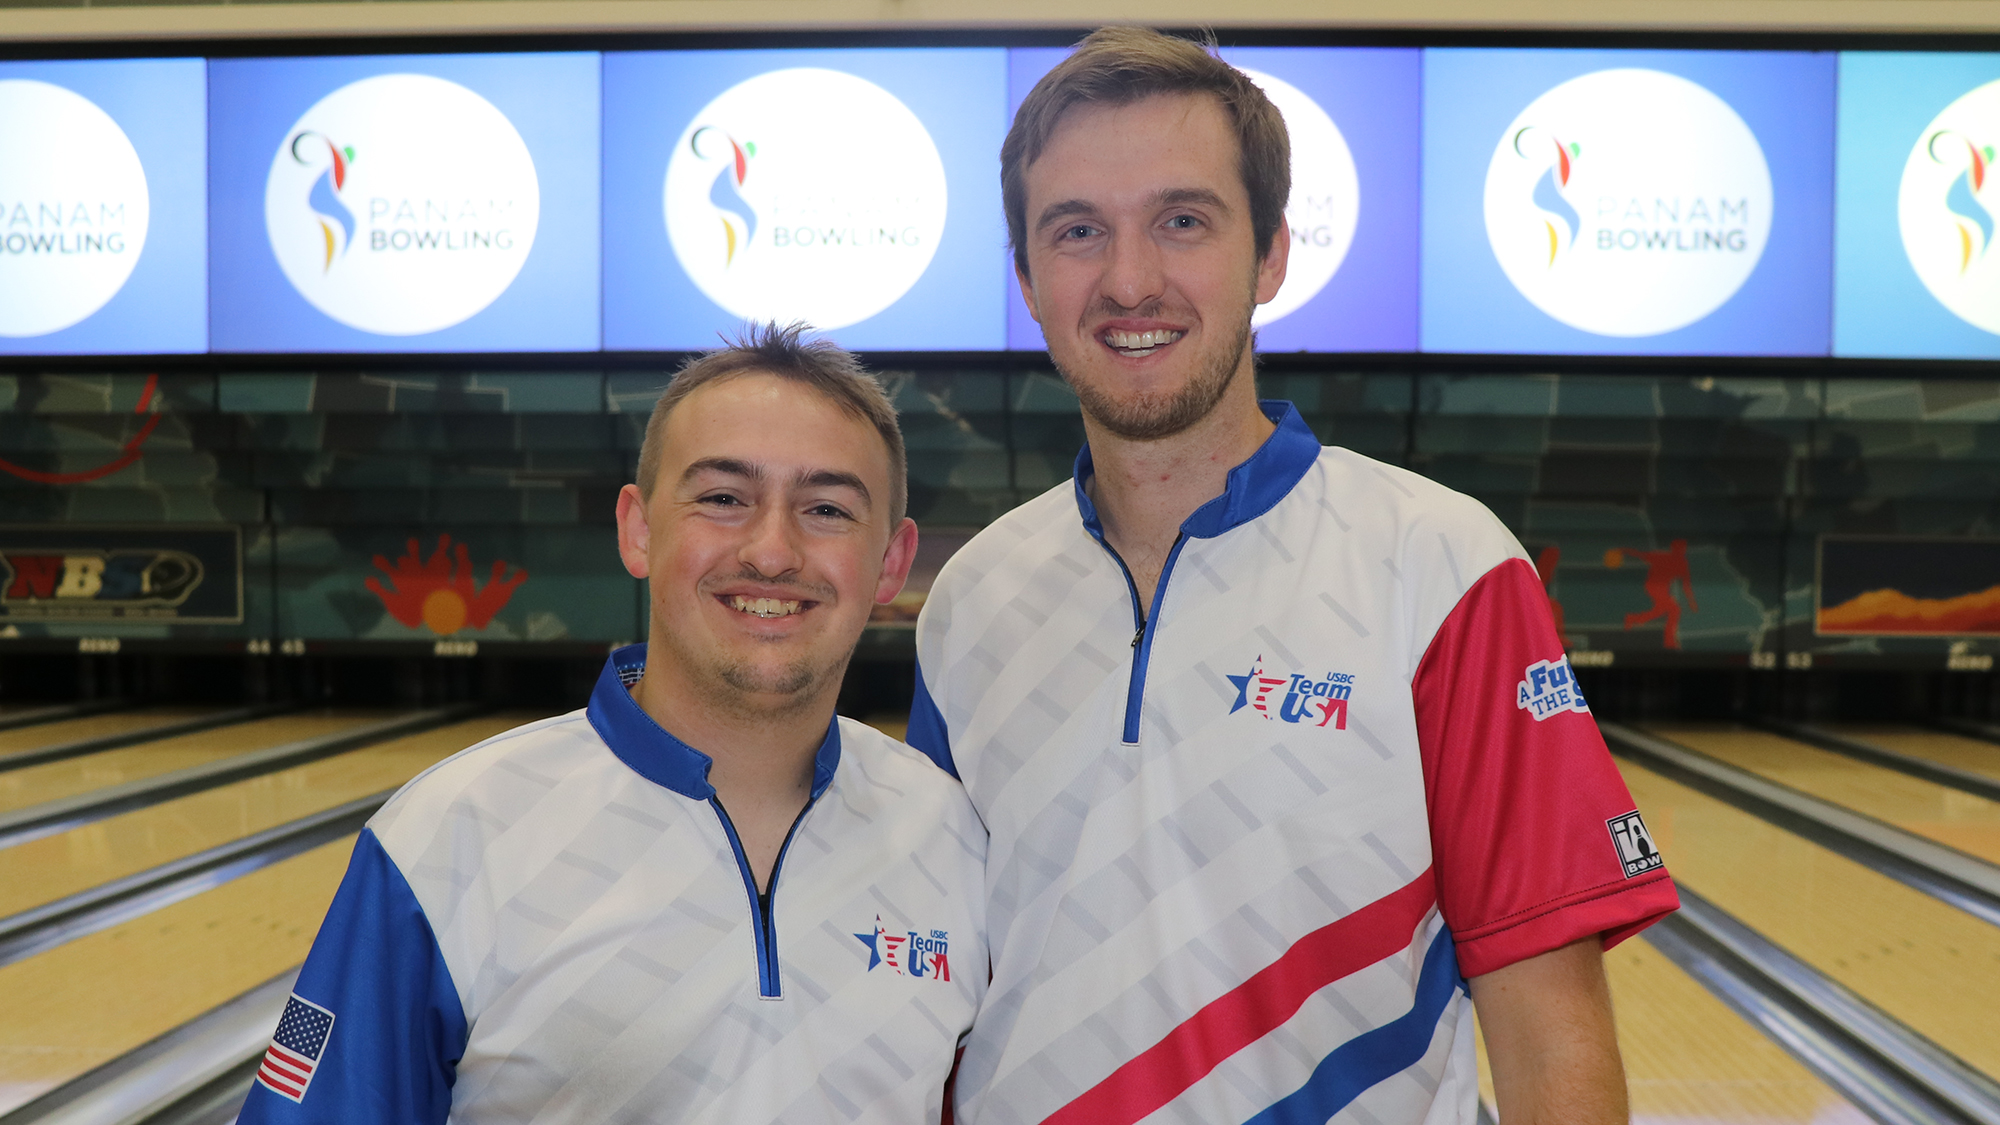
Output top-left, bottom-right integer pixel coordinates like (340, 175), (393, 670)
(0, 702), (299, 775)
(1750, 717), (2000, 805)
(0, 700), (135, 737)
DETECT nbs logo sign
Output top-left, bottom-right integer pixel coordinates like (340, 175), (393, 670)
(265, 74), (538, 336)
(1900, 79), (2000, 335)
(1238, 69), (1359, 328)
(0, 79), (148, 338)
(664, 68), (947, 331)
(1484, 69), (1772, 337)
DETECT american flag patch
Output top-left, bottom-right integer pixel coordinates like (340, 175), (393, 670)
(256, 994), (335, 1103)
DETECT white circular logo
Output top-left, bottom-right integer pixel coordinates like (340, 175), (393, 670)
(265, 74), (538, 336)
(1899, 79), (2000, 335)
(0, 79), (149, 338)
(1483, 69), (1772, 337)
(664, 68), (947, 331)
(1240, 69), (1359, 328)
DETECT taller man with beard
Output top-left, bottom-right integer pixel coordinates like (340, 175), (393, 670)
(910, 29), (1678, 1125)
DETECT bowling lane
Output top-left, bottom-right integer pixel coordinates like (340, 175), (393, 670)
(1617, 758), (2000, 1081)
(1647, 724), (2000, 865)
(0, 836), (353, 1115)
(0, 706), (218, 759)
(1830, 724), (2000, 785)
(1473, 940), (1863, 1124)
(0, 709), (397, 816)
(0, 713), (540, 919)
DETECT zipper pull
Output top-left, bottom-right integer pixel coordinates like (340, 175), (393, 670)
(1131, 626), (1143, 649)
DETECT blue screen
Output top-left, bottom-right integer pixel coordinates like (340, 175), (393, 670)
(1004, 47), (1421, 354)
(1835, 53), (2000, 359)
(208, 53), (599, 353)
(1421, 49), (1835, 356)
(0, 58), (206, 356)
(602, 49), (1007, 352)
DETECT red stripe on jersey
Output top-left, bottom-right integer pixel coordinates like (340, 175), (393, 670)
(1414, 557), (1678, 979)
(1042, 872), (1437, 1125)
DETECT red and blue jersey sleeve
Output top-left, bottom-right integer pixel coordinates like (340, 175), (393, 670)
(237, 828), (467, 1125)
(1413, 557), (1679, 979)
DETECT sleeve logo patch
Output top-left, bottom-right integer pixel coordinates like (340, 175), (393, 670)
(1517, 656), (1588, 721)
(1607, 810), (1664, 878)
(256, 993), (335, 1103)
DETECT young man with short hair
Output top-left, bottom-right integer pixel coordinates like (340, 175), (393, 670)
(910, 29), (1677, 1125)
(244, 325), (985, 1125)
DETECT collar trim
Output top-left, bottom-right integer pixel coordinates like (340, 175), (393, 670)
(1072, 400), (1321, 541)
(585, 644), (842, 801)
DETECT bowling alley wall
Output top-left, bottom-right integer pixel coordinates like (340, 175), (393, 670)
(0, 35), (1997, 707)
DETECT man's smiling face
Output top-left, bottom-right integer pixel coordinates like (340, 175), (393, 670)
(617, 371), (916, 717)
(1018, 92), (1287, 441)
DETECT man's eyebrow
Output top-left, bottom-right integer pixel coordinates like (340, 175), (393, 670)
(1155, 187), (1230, 212)
(799, 468), (873, 509)
(1035, 199), (1099, 233)
(680, 457), (761, 484)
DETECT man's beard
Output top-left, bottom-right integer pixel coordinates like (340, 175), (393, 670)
(661, 568), (850, 719)
(1053, 307), (1254, 442)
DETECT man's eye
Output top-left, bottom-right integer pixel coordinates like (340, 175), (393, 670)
(1061, 224), (1095, 241)
(808, 503), (853, 520)
(700, 494), (743, 507)
(1165, 214), (1201, 229)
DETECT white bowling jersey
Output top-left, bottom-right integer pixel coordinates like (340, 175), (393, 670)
(910, 402), (1676, 1125)
(241, 644), (987, 1125)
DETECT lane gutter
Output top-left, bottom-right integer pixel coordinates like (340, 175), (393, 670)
(1750, 718), (2000, 805)
(1600, 722), (2000, 929)
(0, 700), (134, 736)
(0, 703), (488, 852)
(0, 703), (299, 775)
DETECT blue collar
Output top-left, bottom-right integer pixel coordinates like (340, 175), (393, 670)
(585, 643), (842, 802)
(1072, 400), (1321, 541)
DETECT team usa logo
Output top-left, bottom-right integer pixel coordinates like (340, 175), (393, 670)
(855, 915), (951, 981)
(1227, 657), (1353, 729)
(1517, 656), (1589, 721)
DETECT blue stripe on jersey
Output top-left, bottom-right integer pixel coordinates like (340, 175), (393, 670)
(1238, 928), (1464, 1125)
(240, 828), (466, 1125)
(906, 659), (957, 778)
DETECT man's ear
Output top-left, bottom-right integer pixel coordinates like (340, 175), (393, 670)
(615, 484), (652, 580)
(1015, 263), (1042, 325)
(1254, 214), (1291, 306)
(874, 518), (921, 605)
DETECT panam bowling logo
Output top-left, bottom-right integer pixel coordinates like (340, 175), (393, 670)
(1899, 79), (2000, 335)
(0, 79), (149, 338)
(1227, 656), (1353, 729)
(664, 68), (947, 331)
(266, 74), (538, 336)
(1237, 68), (1359, 329)
(854, 915), (952, 981)
(1484, 69), (1771, 337)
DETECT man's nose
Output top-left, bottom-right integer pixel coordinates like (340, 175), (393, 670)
(1101, 228), (1167, 311)
(738, 501), (805, 577)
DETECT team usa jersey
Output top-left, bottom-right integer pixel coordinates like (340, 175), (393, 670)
(909, 402), (1677, 1125)
(241, 644), (986, 1125)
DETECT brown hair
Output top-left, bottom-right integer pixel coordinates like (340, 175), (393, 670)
(634, 322), (908, 524)
(1001, 26), (1291, 279)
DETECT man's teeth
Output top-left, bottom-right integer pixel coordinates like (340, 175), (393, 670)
(1105, 329), (1183, 354)
(729, 595), (803, 618)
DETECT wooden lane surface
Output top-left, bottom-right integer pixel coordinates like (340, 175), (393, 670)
(0, 714), (541, 920)
(1832, 725), (2000, 785)
(1649, 723), (2000, 865)
(1618, 758), (2000, 1081)
(0, 707), (215, 759)
(0, 709), (396, 817)
(1474, 938), (1859, 1123)
(0, 837), (353, 1115)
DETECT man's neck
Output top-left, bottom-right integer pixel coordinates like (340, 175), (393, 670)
(1083, 371), (1275, 610)
(631, 663), (834, 889)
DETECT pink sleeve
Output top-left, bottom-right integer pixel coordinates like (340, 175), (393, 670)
(1413, 557), (1679, 979)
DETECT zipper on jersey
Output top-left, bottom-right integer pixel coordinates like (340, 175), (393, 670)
(1082, 526), (1190, 746)
(710, 796), (816, 1000)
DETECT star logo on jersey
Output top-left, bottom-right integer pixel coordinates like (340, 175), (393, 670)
(1227, 656), (1352, 728)
(854, 915), (951, 980)
(1517, 656), (1589, 721)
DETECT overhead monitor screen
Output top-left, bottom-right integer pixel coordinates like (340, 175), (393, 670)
(208, 53), (599, 353)
(1835, 53), (2000, 359)
(1002, 47), (1421, 354)
(1421, 49), (1835, 356)
(0, 58), (206, 355)
(602, 49), (1008, 352)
